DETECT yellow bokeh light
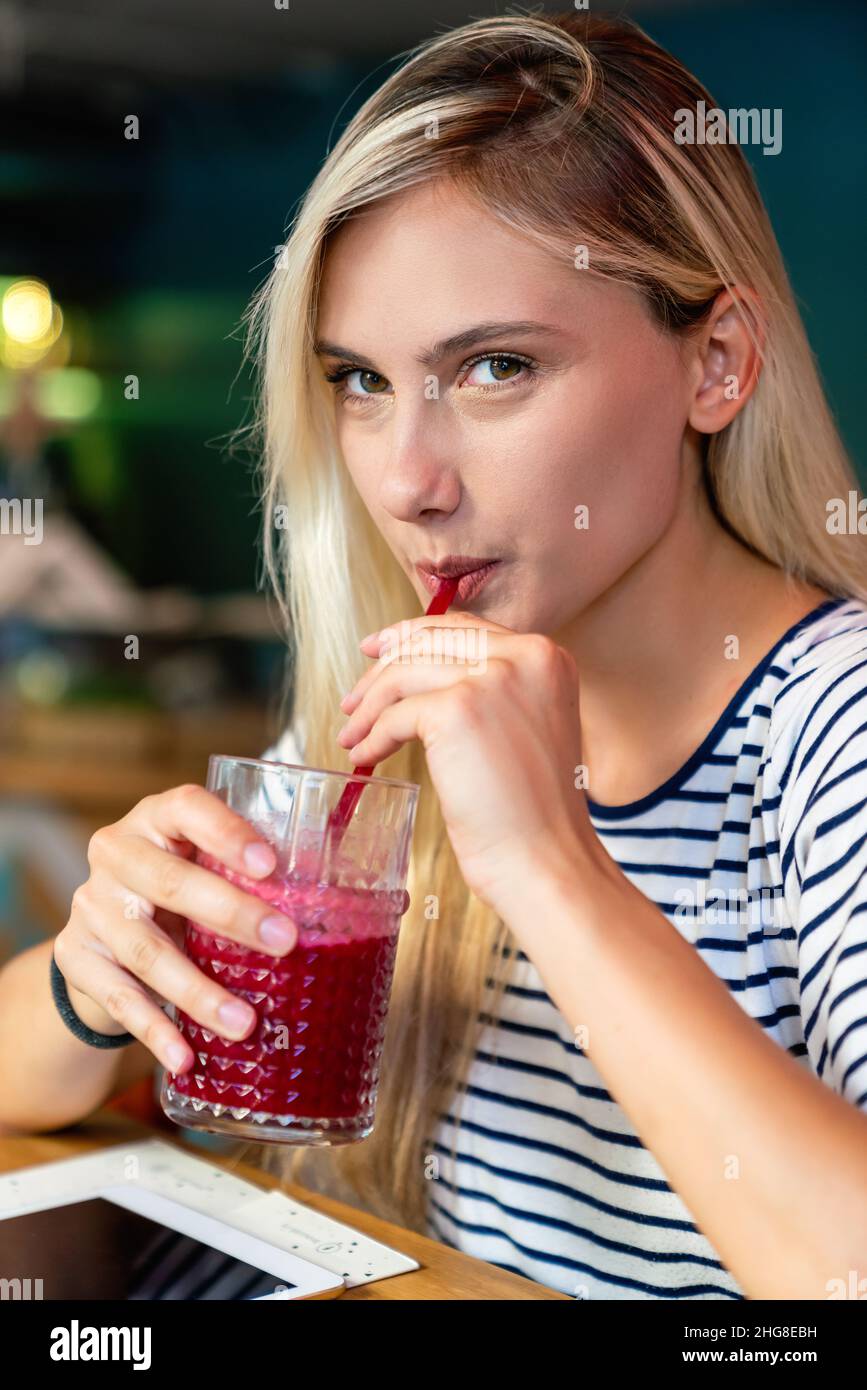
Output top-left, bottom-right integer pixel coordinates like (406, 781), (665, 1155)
(0, 305), (63, 368)
(2, 279), (54, 344)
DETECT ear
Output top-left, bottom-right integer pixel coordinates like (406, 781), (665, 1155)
(687, 286), (766, 435)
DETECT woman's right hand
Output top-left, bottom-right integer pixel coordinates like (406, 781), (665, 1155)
(53, 783), (298, 1076)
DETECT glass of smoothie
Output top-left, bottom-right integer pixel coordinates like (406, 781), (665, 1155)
(159, 754), (419, 1145)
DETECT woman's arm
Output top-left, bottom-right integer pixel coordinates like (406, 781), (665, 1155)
(506, 840), (867, 1300)
(337, 609), (867, 1294)
(0, 783), (299, 1136)
(0, 938), (155, 1135)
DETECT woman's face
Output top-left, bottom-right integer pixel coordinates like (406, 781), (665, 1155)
(315, 178), (701, 638)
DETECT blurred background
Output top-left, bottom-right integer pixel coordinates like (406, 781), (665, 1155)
(0, 0), (864, 1126)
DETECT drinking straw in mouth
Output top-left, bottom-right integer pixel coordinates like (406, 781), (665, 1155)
(327, 576), (461, 851)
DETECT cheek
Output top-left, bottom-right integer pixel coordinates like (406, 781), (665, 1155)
(530, 366), (685, 514)
(526, 357), (690, 599)
(590, 379), (686, 527)
(335, 425), (379, 503)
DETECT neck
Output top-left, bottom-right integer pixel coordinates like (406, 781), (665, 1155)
(556, 456), (829, 804)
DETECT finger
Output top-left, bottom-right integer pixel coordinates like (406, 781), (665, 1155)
(338, 661), (467, 750)
(98, 833), (297, 956)
(358, 609), (514, 656)
(344, 691), (431, 766)
(123, 894), (188, 947)
(103, 877), (188, 946)
(98, 916), (262, 1047)
(345, 625), (511, 713)
(60, 945), (197, 1075)
(124, 783), (280, 881)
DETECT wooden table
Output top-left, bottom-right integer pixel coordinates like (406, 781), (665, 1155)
(0, 1110), (568, 1300)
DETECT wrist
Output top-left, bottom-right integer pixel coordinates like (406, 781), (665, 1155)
(491, 830), (619, 933)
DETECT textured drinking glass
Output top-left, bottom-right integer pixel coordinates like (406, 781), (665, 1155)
(160, 755), (419, 1145)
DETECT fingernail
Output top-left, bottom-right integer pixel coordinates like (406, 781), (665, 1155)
(258, 915), (296, 951)
(244, 841), (276, 876)
(218, 999), (256, 1035)
(166, 1042), (190, 1073)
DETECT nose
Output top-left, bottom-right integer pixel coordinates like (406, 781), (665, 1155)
(377, 411), (462, 522)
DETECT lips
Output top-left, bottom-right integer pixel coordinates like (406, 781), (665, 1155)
(415, 557), (501, 603)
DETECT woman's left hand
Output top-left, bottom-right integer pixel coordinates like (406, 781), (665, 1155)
(337, 611), (601, 913)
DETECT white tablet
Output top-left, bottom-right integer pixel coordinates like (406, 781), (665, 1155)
(0, 1183), (345, 1301)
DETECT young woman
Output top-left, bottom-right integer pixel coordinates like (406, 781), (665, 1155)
(1, 13), (865, 1301)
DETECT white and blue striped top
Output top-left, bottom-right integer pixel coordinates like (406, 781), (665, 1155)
(268, 594), (867, 1300)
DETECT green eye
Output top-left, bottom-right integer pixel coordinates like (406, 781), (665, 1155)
(323, 364), (393, 406)
(356, 370), (388, 394)
(488, 357), (522, 380)
(324, 351), (534, 406)
(463, 354), (533, 387)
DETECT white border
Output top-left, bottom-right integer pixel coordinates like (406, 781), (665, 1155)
(0, 1183), (344, 1301)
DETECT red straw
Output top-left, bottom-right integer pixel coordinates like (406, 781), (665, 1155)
(327, 576), (460, 850)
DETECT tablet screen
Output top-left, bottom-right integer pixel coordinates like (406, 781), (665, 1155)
(0, 1197), (295, 1300)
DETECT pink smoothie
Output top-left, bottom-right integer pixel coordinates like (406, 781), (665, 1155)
(168, 851), (405, 1128)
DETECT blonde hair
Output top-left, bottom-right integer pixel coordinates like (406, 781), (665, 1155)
(235, 12), (867, 1229)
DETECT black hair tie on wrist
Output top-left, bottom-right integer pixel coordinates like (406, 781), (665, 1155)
(50, 953), (136, 1049)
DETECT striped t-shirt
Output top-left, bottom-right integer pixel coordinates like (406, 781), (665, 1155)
(267, 594), (867, 1300)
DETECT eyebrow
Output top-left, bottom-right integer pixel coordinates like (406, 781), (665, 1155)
(313, 320), (562, 371)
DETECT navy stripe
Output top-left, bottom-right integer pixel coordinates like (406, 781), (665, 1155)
(429, 1174), (728, 1271)
(586, 598), (845, 822)
(778, 664), (867, 796)
(434, 1112), (677, 1194)
(430, 598), (867, 1299)
(429, 1134), (692, 1229)
(798, 866), (867, 948)
(429, 1197), (743, 1300)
